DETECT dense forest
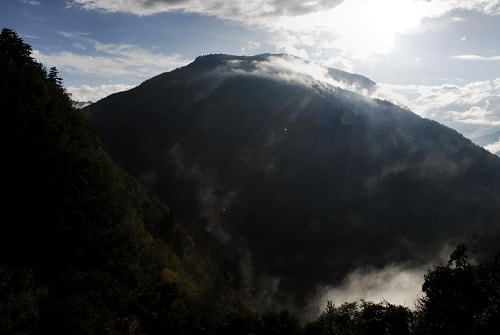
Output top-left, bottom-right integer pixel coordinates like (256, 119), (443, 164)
(1, 28), (499, 334)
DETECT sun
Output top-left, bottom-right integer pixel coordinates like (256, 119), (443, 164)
(276, 0), (449, 59)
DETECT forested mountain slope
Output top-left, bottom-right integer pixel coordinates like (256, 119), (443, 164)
(1, 28), (249, 335)
(86, 53), (500, 306)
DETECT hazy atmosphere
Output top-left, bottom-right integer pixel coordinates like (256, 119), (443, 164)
(2, 1), (500, 334)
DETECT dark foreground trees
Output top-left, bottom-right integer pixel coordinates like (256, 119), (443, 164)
(415, 244), (500, 335)
(305, 300), (413, 335)
(304, 245), (499, 335)
(1, 27), (249, 335)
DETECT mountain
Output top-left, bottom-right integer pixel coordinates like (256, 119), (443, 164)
(85, 53), (500, 309)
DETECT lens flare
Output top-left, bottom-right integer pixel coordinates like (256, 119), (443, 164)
(340, 111), (354, 125)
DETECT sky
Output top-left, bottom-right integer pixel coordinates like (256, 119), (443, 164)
(2, 0), (500, 152)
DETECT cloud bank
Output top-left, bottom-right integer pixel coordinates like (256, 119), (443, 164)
(374, 78), (500, 153)
(69, 0), (345, 18)
(485, 137), (500, 154)
(70, 0), (500, 20)
(67, 84), (134, 102)
(453, 54), (500, 61)
(33, 34), (190, 101)
(33, 41), (188, 79)
(18, 0), (40, 5)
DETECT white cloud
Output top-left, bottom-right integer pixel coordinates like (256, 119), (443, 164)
(323, 55), (354, 72)
(455, 0), (500, 15)
(494, 78), (500, 89)
(70, 0), (500, 60)
(33, 34), (189, 102)
(485, 137), (500, 154)
(69, 0), (345, 18)
(241, 40), (261, 55)
(32, 39), (189, 79)
(67, 84), (134, 102)
(373, 78), (500, 147)
(18, 0), (41, 5)
(453, 54), (500, 61)
(20, 34), (39, 39)
(70, 0), (500, 18)
(58, 31), (90, 38)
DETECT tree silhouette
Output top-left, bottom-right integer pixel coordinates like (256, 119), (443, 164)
(305, 300), (412, 335)
(48, 66), (63, 87)
(416, 245), (500, 335)
(0, 28), (33, 65)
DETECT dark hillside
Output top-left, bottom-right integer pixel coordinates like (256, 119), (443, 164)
(1, 29), (250, 335)
(86, 53), (500, 307)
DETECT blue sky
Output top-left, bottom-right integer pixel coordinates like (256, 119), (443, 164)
(2, 0), (500, 152)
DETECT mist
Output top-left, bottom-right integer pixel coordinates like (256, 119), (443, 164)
(303, 264), (427, 320)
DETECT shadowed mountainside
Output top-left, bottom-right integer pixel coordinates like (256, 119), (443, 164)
(86, 53), (500, 309)
(2, 29), (251, 334)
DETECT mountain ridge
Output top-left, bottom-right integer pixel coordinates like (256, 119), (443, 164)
(85, 52), (500, 310)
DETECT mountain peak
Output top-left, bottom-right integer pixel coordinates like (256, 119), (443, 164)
(171, 52), (377, 96)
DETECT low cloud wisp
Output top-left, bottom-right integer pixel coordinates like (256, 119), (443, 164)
(67, 84), (134, 102)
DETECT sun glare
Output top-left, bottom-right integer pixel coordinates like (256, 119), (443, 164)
(277, 0), (450, 59)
